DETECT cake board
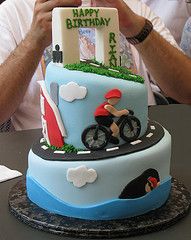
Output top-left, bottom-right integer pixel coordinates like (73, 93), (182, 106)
(9, 178), (190, 239)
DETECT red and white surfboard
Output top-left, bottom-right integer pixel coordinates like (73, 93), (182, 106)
(38, 81), (67, 147)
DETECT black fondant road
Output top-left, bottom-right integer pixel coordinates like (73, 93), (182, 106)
(32, 120), (164, 161)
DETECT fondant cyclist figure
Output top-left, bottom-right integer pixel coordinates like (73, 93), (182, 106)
(94, 89), (129, 144)
(82, 88), (141, 150)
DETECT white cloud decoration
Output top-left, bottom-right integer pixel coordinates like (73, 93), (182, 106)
(59, 82), (87, 102)
(67, 165), (97, 188)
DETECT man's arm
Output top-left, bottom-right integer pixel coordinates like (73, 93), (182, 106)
(105, 105), (129, 117)
(92, 0), (191, 104)
(0, 0), (82, 124)
(0, 34), (44, 124)
(136, 30), (191, 104)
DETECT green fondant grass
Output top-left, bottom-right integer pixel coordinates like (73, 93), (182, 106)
(44, 142), (82, 153)
(91, 59), (132, 74)
(64, 61), (144, 84)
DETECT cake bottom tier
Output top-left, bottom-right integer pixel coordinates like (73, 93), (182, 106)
(26, 127), (171, 220)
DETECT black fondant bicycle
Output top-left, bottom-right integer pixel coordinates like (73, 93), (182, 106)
(81, 110), (141, 151)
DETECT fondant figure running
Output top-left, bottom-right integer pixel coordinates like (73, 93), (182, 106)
(94, 89), (129, 144)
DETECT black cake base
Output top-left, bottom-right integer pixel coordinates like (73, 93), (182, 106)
(9, 178), (190, 239)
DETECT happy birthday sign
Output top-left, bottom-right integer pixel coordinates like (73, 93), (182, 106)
(66, 8), (111, 29)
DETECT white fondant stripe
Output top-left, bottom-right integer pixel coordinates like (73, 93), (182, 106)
(128, 74), (136, 78)
(41, 116), (50, 145)
(41, 145), (49, 150)
(130, 140), (142, 145)
(146, 133), (154, 138)
(106, 147), (119, 152)
(89, 63), (100, 67)
(77, 151), (91, 155)
(40, 95), (45, 115)
(108, 68), (119, 73)
(54, 150), (66, 154)
(150, 125), (156, 130)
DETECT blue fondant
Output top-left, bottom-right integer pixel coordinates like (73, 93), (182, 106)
(45, 62), (148, 148)
(27, 129), (171, 206)
(26, 174), (171, 220)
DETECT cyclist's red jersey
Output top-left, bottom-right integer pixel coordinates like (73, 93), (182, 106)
(94, 102), (111, 117)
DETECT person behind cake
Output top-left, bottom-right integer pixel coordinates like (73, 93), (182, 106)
(0, 0), (191, 132)
(94, 89), (129, 144)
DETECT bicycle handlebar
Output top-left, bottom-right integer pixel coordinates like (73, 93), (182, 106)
(128, 110), (134, 115)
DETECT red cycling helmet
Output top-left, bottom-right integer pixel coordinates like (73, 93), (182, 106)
(105, 89), (122, 99)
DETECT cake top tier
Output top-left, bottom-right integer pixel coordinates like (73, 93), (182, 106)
(52, 7), (120, 67)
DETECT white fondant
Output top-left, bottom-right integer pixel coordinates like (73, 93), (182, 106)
(41, 145), (49, 150)
(106, 147), (119, 152)
(38, 81), (67, 138)
(129, 74), (136, 78)
(67, 165), (97, 188)
(108, 68), (119, 73)
(89, 63), (100, 67)
(40, 138), (45, 143)
(54, 151), (66, 154)
(77, 151), (91, 155)
(59, 82), (87, 102)
(40, 95), (45, 115)
(146, 133), (154, 138)
(41, 116), (50, 145)
(151, 125), (156, 130)
(130, 140), (142, 145)
(52, 7), (120, 66)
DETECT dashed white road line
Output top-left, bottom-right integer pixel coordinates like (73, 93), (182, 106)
(41, 145), (49, 150)
(77, 151), (91, 155)
(40, 123), (157, 155)
(54, 150), (66, 154)
(130, 140), (142, 145)
(146, 133), (154, 138)
(106, 147), (119, 152)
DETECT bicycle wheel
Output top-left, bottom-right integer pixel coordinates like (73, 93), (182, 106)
(81, 125), (109, 150)
(120, 116), (141, 142)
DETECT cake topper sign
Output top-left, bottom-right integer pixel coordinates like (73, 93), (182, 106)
(52, 7), (120, 67)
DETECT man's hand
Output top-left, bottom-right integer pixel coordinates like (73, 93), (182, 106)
(28, 0), (82, 48)
(91, 0), (145, 38)
(121, 109), (129, 116)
